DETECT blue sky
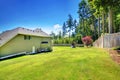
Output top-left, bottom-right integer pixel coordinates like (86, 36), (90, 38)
(0, 0), (81, 34)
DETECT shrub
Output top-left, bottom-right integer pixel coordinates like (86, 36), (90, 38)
(113, 46), (120, 50)
(64, 38), (69, 44)
(54, 40), (58, 44)
(82, 36), (93, 47)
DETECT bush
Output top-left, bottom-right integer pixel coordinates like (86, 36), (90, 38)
(64, 38), (69, 44)
(82, 36), (93, 47)
(54, 40), (59, 44)
(113, 46), (120, 50)
(53, 38), (76, 44)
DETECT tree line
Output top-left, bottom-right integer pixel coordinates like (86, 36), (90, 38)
(50, 0), (120, 44)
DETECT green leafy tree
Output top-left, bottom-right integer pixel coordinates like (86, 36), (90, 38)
(88, 0), (120, 33)
(116, 14), (120, 32)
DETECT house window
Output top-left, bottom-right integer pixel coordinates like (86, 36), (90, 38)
(28, 36), (31, 40)
(24, 35), (27, 40)
(24, 35), (31, 40)
(41, 41), (48, 44)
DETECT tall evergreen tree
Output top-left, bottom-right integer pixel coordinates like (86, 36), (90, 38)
(73, 19), (77, 31)
(66, 14), (74, 38)
(50, 31), (56, 39)
(62, 22), (67, 37)
(58, 31), (62, 39)
(78, 0), (91, 37)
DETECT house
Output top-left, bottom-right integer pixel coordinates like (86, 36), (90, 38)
(0, 27), (52, 58)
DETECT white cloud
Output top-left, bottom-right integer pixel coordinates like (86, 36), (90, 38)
(52, 24), (62, 34)
(12, 24), (62, 35)
(53, 24), (61, 29)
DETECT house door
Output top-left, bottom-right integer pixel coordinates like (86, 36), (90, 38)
(32, 46), (35, 53)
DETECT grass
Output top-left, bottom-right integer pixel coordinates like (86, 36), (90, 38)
(0, 46), (120, 80)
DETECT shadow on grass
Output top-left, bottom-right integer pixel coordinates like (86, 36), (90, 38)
(0, 51), (52, 61)
(0, 54), (25, 61)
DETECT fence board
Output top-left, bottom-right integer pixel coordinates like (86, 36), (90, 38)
(93, 33), (120, 48)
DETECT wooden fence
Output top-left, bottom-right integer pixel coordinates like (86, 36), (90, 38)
(93, 33), (120, 48)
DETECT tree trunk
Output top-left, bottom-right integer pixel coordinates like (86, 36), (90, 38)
(98, 14), (100, 37)
(93, 16), (97, 40)
(104, 13), (108, 33)
(108, 8), (113, 33)
(113, 11), (116, 33)
(83, 19), (84, 32)
(82, 18), (85, 37)
(102, 12), (105, 34)
(69, 30), (70, 40)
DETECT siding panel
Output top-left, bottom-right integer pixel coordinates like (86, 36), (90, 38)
(0, 34), (52, 57)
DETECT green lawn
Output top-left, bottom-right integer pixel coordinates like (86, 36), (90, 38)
(0, 47), (120, 80)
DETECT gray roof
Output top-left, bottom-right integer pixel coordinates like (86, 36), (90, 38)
(0, 27), (51, 47)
